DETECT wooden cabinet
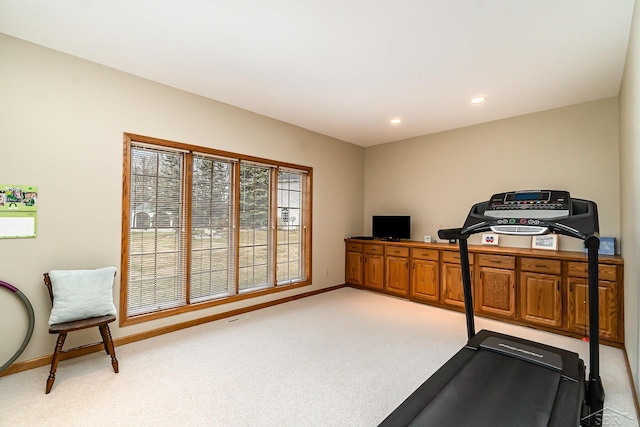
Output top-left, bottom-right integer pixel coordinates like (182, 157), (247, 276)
(519, 258), (562, 327)
(344, 239), (624, 346)
(410, 248), (439, 302)
(385, 246), (410, 296)
(363, 244), (384, 290)
(477, 254), (516, 318)
(441, 250), (474, 308)
(345, 242), (363, 286)
(567, 262), (619, 340)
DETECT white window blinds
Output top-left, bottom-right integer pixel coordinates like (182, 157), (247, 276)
(190, 154), (237, 301)
(128, 145), (187, 315)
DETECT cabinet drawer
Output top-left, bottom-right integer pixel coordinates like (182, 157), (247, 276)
(567, 262), (585, 278)
(386, 246), (409, 257)
(411, 248), (439, 261)
(478, 254), (515, 269)
(520, 257), (561, 275)
(346, 242), (363, 252)
(568, 262), (617, 281)
(365, 244), (384, 255)
(442, 251), (474, 264)
(599, 265), (618, 281)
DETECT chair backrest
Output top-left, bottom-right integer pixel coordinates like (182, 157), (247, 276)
(43, 273), (54, 304)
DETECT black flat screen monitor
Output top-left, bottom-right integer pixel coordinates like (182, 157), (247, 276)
(372, 216), (411, 241)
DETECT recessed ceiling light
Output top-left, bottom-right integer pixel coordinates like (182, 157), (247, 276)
(389, 118), (403, 125)
(470, 96), (487, 104)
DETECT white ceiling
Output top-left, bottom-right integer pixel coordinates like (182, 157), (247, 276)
(0, 1), (635, 147)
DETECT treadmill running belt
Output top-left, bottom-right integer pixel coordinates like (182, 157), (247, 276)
(408, 350), (561, 427)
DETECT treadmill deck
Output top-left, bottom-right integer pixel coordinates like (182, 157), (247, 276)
(379, 330), (585, 427)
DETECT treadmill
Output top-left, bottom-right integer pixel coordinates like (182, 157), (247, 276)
(379, 190), (604, 427)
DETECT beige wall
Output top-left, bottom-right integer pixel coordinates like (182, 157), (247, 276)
(364, 98), (620, 252)
(0, 34), (364, 365)
(620, 0), (640, 397)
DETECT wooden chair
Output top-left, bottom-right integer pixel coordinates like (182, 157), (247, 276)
(43, 272), (119, 394)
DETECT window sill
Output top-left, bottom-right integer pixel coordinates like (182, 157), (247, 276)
(120, 280), (311, 327)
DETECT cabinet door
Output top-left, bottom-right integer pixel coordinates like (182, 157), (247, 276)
(364, 254), (384, 290)
(441, 251), (475, 308)
(442, 263), (473, 307)
(519, 272), (562, 327)
(411, 259), (439, 301)
(477, 267), (516, 318)
(345, 251), (363, 286)
(386, 256), (410, 296)
(567, 277), (618, 340)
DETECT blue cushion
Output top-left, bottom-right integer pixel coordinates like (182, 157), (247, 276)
(48, 266), (117, 325)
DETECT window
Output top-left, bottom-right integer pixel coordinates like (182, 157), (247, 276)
(121, 134), (312, 324)
(277, 170), (305, 284)
(239, 163), (272, 292)
(127, 146), (186, 315)
(190, 155), (235, 302)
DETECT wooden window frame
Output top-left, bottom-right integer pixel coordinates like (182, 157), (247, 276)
(121, 133), (312, 326)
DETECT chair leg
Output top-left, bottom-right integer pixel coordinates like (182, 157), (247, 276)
(46, 332), (66, 394)
(100, 324), (119, 373)
(98, 324), (109, 354)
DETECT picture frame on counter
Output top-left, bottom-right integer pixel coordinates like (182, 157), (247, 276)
(532, 234), (558, 251)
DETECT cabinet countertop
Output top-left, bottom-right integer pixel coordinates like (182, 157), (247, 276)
(344, 238), (623, 265)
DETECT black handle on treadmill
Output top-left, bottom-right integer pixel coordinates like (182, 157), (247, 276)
(438, 228), (464, 240)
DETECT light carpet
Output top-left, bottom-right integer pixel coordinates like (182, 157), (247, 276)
(0, 287), (637, 426)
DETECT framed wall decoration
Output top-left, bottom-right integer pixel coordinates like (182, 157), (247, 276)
(531, 234), (558, 251)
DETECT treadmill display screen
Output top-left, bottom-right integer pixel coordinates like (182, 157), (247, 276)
(506, 191), (550, 202)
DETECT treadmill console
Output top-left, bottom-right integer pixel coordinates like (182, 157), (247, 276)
(442, 189), (596, 239)
(483, 190), (570, 235)
(485, 190), (570, 218)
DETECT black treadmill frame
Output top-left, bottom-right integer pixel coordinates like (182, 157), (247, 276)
(379, 194), (604, 426)
(448, 196), (604, 418)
